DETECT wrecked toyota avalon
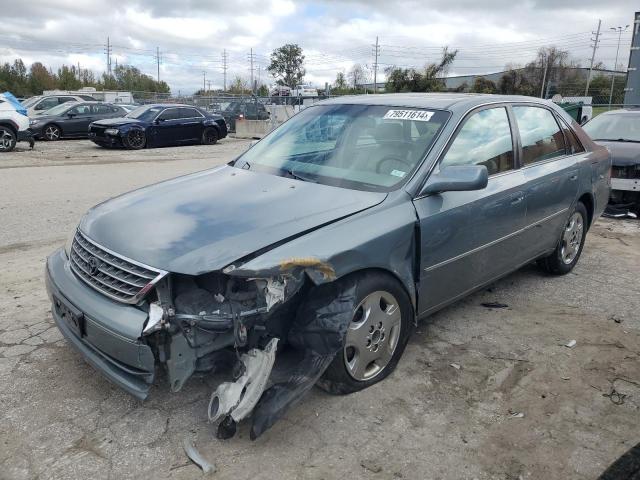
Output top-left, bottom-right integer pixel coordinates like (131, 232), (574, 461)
(45, 93), (610, 439)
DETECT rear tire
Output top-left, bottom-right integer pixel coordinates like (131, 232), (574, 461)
(123, 128), (146, 150)
(202, 127), (218, 145)
(43, 124), (61, 141)
(0, 126), (17, 152)
(538, 202), (588, 275)
(317, 271), (414, 395)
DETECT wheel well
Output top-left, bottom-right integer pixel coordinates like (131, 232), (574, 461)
(0, 122), (17, 135)
(578, 193), (594, 228)
(336, 267), (416, 318)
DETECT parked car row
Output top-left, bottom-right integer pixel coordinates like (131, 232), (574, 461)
(0, 94), (229, 151)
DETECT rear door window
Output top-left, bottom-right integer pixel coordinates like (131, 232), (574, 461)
(513, 106), (566, 165)
(441, 107), (515, 175)
(559, 120), (585, 154)
(179, 107), (203, 119)
(36, 97), (58, 110)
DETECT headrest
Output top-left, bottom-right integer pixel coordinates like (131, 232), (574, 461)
(374, 122), (403, 143)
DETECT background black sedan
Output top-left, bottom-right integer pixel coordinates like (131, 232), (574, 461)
(30, 102), (128, 140)
(88, 104), (228, 149)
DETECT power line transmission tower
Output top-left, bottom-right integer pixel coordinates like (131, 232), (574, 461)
(585, 19), (602, 96)
(222, 49), (228, 91)
(372, 36), (380, 93)
(155, 47), (161, 83)
(104, 36), (112, 76)
(609, 24), (630, 107)
(203, 71), (206, 93)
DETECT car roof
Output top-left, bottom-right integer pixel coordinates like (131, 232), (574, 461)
(319, 93), (555, 111)
(142, 103), (201, 109)
(597, 108), (640, 116)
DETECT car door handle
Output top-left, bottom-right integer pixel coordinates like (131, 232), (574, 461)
(569, 174), (578, 181)
(510, 194), (525, 205)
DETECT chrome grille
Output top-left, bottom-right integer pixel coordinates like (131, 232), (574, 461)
(69, 230), (166, 304)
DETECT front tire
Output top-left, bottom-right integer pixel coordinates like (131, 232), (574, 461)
(0, 126), (17, 152)
(43, 124), (61, 141)
(538, 202), (588, 275)
(123, 128), (146, 150)
(317, 272), (413, 395)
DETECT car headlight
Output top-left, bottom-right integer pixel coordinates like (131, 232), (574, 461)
(64, 228), (77, 259)
(105, 128), (119, 136)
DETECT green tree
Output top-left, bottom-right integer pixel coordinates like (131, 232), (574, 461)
(334, 72), (347, 90)
(257, 84), (269, 96)
(29, 62), (55, 94)
(385, 47), (457, 93)
(57, 65), (81, 90)
(267, 44), (305, 88)
(471, 76), (498, 94)
(228, 76), (250, 94)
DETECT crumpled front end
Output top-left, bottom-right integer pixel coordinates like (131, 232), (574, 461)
(140, 257), (358, 439)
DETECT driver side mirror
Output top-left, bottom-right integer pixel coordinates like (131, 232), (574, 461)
(154, 118), (165, 124)
(67, 112), (76, 118)
(419, 165), (488, 196)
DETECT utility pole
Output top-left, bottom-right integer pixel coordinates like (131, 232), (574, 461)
(248, 48), (258, 93)
(207, 80), (212, 92)
(222, 49), (228, 92)
(585, 20), (602, 96)
(372, 36), (380, 93)
(203, 71), (206, 94)
(155, 47), (161, 83)
(609, 25), (630, 108)
(104, 36), (112, 76)
(540, 59), (548, 98)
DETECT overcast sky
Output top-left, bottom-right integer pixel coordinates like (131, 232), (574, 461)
(0, 0), (637, 93)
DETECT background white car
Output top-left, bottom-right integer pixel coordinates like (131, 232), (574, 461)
(0, 92), (33, 152)
(22, 94), (96, 117)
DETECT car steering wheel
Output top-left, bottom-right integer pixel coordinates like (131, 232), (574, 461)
(375, 155), (413, 174)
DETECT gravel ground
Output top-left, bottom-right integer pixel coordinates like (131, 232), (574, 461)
(1, 139), (639, 480)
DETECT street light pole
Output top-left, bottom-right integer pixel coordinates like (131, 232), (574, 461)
(609, 25), (629, 108)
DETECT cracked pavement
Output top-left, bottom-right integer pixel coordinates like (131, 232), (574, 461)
(1, 139), (639, 479)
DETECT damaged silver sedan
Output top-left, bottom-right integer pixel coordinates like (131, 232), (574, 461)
(46, 93), (609, 439)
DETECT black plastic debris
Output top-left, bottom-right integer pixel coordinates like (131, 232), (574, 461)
(481, 302), (509, 309)
(249, 280), (357, 439)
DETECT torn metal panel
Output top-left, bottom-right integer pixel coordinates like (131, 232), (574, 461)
(208, 337), (279, 423)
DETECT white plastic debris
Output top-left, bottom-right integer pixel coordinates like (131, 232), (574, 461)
(183, 437), (215, 474)
(509, 412), (525, 418)
(565, 340), (577, 348)
(450, 363), (461, 370)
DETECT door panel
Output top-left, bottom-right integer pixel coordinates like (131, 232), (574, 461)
(178, 108), (203, 141)
(414, 172), (527, 315)
(151, 108), (182, 146)
(64, 105), (94, 135)
(511, 106), (579, 257)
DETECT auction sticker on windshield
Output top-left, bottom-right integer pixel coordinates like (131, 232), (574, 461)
(383, 110), (435, 121)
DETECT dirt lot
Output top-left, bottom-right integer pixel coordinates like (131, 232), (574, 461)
(1, 139), (639, 480)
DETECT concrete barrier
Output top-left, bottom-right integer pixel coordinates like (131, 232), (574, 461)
(234, 120), (272, 139)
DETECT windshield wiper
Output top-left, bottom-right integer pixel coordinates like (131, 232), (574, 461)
(284, 169), (318, 183)
(595, 138), (640, 143)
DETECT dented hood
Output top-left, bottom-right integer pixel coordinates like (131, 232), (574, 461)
(80, 165), (386, 274)
(595, 140), (640, 167)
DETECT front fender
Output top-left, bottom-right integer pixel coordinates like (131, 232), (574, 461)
(225, 198), (419, 308)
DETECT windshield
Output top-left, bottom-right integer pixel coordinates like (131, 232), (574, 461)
(235, 104), (449, 191)
(583, 112), (640, 142)
(126, 105), (163, 121)
(40, 103), (74, 116)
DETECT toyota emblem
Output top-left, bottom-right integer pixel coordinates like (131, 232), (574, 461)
(88, 257), (101, 276)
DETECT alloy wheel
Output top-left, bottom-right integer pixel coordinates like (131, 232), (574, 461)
(560, 212), (584, 264)
(0, 128), (15, 151)
(344, 290), (402, 381)
(126, 129), (145, 149)
(44, 125), (60, 141)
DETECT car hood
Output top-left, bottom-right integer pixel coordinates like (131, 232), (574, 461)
(79, 166), (387, 275)
(595, 140), (640, 167)
(91, 117), (144, 127)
